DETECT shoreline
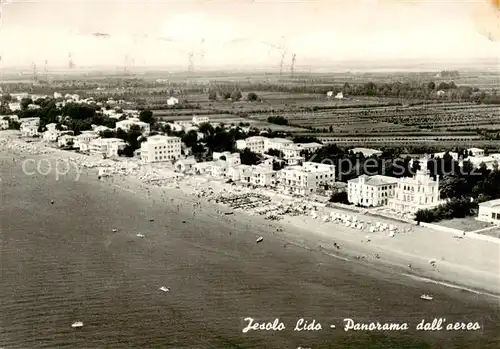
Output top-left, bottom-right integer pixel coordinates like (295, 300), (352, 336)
(1, 132), (499, 300)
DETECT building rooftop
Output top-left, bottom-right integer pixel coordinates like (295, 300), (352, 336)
(467, 147), (484, 152)
(479, 199), (500, 208)
(349, 174), (399, 186)
(350, 147), (383, 156)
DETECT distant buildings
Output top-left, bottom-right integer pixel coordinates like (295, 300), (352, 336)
(335, 92), (344, 99)
(476, 199), (500, 225)
(116, 118), (150, 135)
(348, 175), (399, 207)
(167, 97), (179, 106)
(388, 161), (440, 215)
(140, 135), (181, 163)
(467, 148), (485, 157)
(0, 119), (9, 130)
(58, 135), (75, 148)
(74, 131), (99, 151)
(350, 148), (383, 157)
(192, 116), (209, 125)
(282, 143), (323, 164)
(264, 138), (293, 152)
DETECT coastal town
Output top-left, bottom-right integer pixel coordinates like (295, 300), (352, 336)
(1, 90), (500, 239)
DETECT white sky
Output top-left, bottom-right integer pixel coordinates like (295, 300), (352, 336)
(1, 0), (499, 68)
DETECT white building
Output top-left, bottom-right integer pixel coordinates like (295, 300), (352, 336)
(432, 151), (459, 160)
(476, 199), (500, 225)
(350, 147), (383, 157)
(46, 123), (58, 132)
(19, 117), (39, 126)
(227, 164), (252, 182)
(326, 91), (333, 98)
(264, 138), (293, 152)
(9, 102), (21, 111)
(140, 135), (181, 163)
(0, 119), (9, 130)
(277, 162), (336, 196)
(236, 136), (267, 154)
(347, 175), (399, 207)
(467, 148), (485, 157)
(388, 161), (440, 215)
(192, 116), (210, 125)
(175, 158), (197, 173)
(58, 135), (76, 148)
(89, 138), (126, 157)
(20, 124), (39, 137)
(167, 97), (179, 106)
(74, 131), (99, 151)
(335, 92), (344, 99)
(2, 114), (18, 122)
(116, 118), (150, 135)
(250, 165), (276, 187)
(43, 130), (60, 142)
(282, 143), (324, 163)
(53, 92), (63, 99)
(212, 151), (241, 166)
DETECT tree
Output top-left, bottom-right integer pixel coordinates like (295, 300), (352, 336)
(208, 90), (217, 101)
(239, 148), (260, 165)
(247, 92), (259, 101)
(231, 90), (242, 101)
(139, 109), (154, 124)
(20, 97), (33, 110)
(427, 81), (436, 90)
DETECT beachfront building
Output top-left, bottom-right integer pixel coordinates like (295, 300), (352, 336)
(460, 156), (498, 170)
(89, 138), (126, 157)
(227, 164), (252, 182)
(116, 118), (150, 135)
(467, 148), (485, 157)
(277, 162), (336, 196)
(192, 116), (209, 125)
(350, 147), (383, 157)
(58, 135), (75, 148)
(175, 158), (197, 173)
(0, 119), (8, 130)
(250, 165), (277, 187)
(388, 161), (440, 215)
(476, 199), (500, 225)
(212, 151), (241, 166)
(9, 102), (21, 111)
(236, 136), (266, 154)
(347, 175), (399, 207)
(140, 135), (181, 163)
(264, 138), (293, 152)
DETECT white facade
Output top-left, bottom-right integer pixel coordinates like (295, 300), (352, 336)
(467, 148), (484, 157)
(388, 161), (440, 215)
(167, 97), (179, 106)
(89, 138), (126, 157)
(347, 175), (399, 207)
(335, 92), (344, 99)
(116, 118), (150, 135)
(212, 151), (241, 166)
(43, 130), (60, 142)
(175, 158), (197, 173)
(264, 138), (293, 152)
(236, 136), (267, 154)
(282, 143), (324, 162)
(277, 162), (336, 196)
(192, 116), (210, 125)
(74, 132), (99, 151)
(20, 124), (39, 137)
(250, 165), (276, 187)
(140, 135), (181, 163)
(461, 156), (498, 170)
(0, 119), (8, 130)
(476, 199), (500, 225)
(46, 123), (57, 132)
(58, 135), (75, 148)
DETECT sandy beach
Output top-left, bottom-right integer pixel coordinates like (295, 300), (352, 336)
(1, 131), (500, 348)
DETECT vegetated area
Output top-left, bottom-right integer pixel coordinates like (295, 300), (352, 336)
(3, 69), (500, 147)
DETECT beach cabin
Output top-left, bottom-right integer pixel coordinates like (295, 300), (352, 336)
(175, 158), (197, 173)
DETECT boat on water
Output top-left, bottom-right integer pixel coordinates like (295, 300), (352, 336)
(256, 237), (263, 243)
(112, 229), (118, 232)
(420, 294), (433, 301)
(71, 321), (84, 328)
(159, 286), (170, 292)
(136, 233), (145, 238)
(224, 211), (234, 215)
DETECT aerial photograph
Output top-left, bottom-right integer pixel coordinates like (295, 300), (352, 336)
(0, 0), (499, 348)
